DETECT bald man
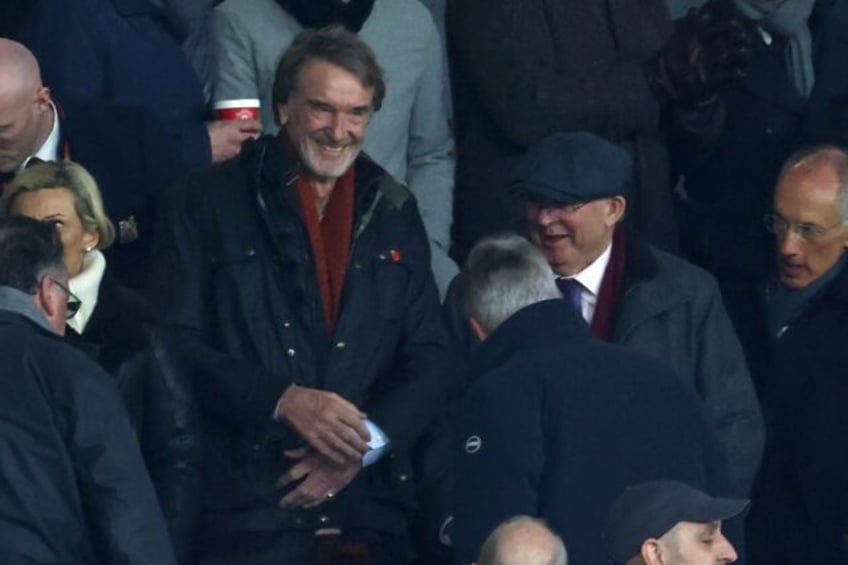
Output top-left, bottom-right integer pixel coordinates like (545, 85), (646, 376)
(740, 145), (848, 564)
(0, 39), (51, 175)
(0, 38), (182, 287)
(477, 517), (568, 565)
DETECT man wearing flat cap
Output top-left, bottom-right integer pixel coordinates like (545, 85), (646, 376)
(512, 131), (764, 498)
(450, 234), (730, 564)
(604, 480), (748, 564)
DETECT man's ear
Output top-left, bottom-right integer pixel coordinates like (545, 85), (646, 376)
(34, 276), (52, 314)
(276, 102), (289, 126)
(34, 86), (51, 112)
(468, 316), (489, 342)
(34, 277), (65, 335)
(605, 196), (627, 227)
(640, 538), (665, 565)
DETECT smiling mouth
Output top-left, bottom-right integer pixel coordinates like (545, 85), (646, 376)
(540, 232), (569, 244)
(317, 143), (350, 154)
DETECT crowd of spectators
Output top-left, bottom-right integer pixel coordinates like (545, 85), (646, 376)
(0, 0), (846, 564)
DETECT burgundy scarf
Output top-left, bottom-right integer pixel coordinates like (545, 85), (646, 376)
(282, 138), (355, 335)
(590, 227), (627, 341)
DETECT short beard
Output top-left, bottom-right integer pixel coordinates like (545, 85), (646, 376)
(299, 139), (359, 181)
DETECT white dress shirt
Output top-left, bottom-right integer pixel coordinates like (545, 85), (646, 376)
(563, 242), (612, 324)
(20, 101), (61, 171)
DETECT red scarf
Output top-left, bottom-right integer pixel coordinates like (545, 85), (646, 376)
(590, 226), (627, 341)
(282, 136), (355, 335)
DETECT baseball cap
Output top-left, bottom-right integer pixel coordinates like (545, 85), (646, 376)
(603, 480), (750, 564)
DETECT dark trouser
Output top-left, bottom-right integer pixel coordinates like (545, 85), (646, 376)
(198, 529), (413, 565)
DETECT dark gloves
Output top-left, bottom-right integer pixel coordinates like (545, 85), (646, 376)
(649, 0), (756, 107)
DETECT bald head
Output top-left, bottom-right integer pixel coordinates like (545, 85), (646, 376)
(477, 517), (568, 565)
(0, 39), (43, 97)
(0, 39), (53, 174)
(778, 146), (848, 224)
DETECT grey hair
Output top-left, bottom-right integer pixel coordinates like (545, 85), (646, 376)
(460, 233), (561, 333)
(779, 144), (848, 225)
(477, 516), (568, 565)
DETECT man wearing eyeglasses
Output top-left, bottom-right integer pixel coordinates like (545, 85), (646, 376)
(742, 145), (848, 564)
(517, 133), (764, 498)
(437, 133), (762, 561)
(0, 216), (176, 565)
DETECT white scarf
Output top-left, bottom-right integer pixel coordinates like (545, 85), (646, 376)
(67, 250), (106, 334)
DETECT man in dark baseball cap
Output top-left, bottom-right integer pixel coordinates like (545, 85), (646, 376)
(603, 480), (749, 564)
(510, 131), (764, 497)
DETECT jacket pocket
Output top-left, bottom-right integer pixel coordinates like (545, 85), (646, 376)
(208, 245), (265, 321)
(372, 250), (413, 321)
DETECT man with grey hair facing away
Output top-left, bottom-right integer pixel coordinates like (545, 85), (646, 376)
(477, 516), (567, 565)
(452, 233), (730, 565)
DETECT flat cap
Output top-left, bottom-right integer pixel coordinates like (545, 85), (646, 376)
(510, 131), (633, 205)
(603, 481), (749, 564)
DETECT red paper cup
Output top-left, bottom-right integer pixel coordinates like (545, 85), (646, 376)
(214, 99), (260, 121)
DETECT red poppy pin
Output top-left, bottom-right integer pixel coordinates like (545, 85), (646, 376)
(390, 249), (401, 262)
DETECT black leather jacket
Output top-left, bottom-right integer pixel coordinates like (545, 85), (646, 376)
(66, 272), (201, 564)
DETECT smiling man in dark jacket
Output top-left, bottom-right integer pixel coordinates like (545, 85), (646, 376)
(151, 26), (453, 565)
(522, 133), (764, 497)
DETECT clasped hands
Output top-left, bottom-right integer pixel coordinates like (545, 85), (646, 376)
(275, 385), (371, 509)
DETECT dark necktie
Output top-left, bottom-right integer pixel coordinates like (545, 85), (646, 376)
(556, 277), (583, 314)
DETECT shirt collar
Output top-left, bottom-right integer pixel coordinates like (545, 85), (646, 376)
(67, 250), (106, 335)
(20, 100), (61, 171)
(568, 241), (613, 296)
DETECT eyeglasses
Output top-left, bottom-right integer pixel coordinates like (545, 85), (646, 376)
(762, 213), (844, 242)
(46, 277), (82, 319)
(526, 200), (588, 215)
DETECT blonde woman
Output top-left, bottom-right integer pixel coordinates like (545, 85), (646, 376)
(3, 160), (200, 564)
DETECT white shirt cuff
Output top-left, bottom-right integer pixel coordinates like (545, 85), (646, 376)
(362, 419), (390, 467)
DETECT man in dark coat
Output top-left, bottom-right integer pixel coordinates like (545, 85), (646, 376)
(0, 38), (184, 287)
(444, 132), (764, 497)
(445, 0), (754, 260)
(452, 233), (729, 565)
(740, 146), (848, 564)
(670, 0), (831, 329)
(18, 0), (260, 167)
(0, 216), (175, 565)
(150, 26), (454, 564)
